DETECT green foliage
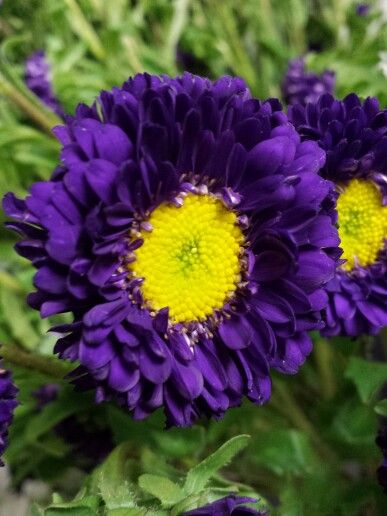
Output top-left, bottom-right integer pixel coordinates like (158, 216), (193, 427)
(183, 434), (250, 495)
(345, 356), (387, 403)
(37, 435), (265, 515)
(0, 1), (387, 515)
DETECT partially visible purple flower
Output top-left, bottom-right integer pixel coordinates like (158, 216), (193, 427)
(376, 425), (387, 493)
(282, 58), (335, 106)
(290, 94), (387, 337)
(0, 362), (18, 466)
(32, 383), (59, 411)
(183, 495), (266, 515)
(356, 4), (370, 16)
(24, 50), (65, 118)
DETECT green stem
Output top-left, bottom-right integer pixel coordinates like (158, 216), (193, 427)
(0, 74), (61, 135)
(213, 2), (257, 90)
(165, 0), (191, 70)
(0, 271), (23, 292)
(64, 0), (106, 62)
(314, 337), (337, 400)
(1, 343), (73, 379)
(272, 379), (335, 461)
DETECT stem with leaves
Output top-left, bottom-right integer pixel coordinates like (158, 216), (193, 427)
(1, 343), (73, 379)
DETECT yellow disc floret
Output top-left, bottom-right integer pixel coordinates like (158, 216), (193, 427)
(130, 193), (244, 323)
(337, 179), (387, 271)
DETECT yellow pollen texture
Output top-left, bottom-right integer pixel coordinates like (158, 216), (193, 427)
(337, 179), (387, 271)
(130, 194), (243, 323)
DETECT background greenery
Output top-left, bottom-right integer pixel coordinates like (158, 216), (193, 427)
(0, 1), (387, 514)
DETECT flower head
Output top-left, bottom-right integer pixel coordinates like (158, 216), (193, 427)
(0, 362), (18, 466)
(282, 58), (335, 107)
(24, 50), (64, 118)
(290, 93), (387, 336)
(4, 73), (339, 426)
(183, 494), (266, 515)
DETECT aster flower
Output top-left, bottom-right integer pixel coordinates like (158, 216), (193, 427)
(24, 50), (65, 118)
(3, 72), (339, 426)
(289, 93), (387, 336)
(183, 494), (266, 515)
(376, 425), (387, 493)
(0, 362), (18, 466)
(282, 58), (335, 107)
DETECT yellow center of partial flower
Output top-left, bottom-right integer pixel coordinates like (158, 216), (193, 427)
(337, 179), (387, 271)
(130, 193), (243, 323)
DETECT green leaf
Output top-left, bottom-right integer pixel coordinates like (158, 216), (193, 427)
(106, 510), (148, 516)
(184, 435), (250, 495)
(138, 474), (184, 508)
(331, 400), (377, 451)
(251, 429), (316, 476)
(90, 443), (138, 510)
(374, 399), (387, 417)
(44, 495), (101, 516)
(345, 357), (387, 403)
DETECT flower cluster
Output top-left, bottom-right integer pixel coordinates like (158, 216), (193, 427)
(0, 361), (18, 466)
(24, 50), (64, 118)
(289, 93), (387, 336)
(4, 72), (340, 427)
(282, 58), (335, 106)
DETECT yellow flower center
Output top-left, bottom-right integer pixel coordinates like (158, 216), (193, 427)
(130, 193), (244, 323)
(337, 179), (387, 271)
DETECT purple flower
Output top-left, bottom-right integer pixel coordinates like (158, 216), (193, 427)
(289, 93), (387, 336)
(24, 50), (65, 118)
(0, 361), (18, 466)
(183, 494), (266, 515)
(32, 383), (59, 411)
(376, 426), (387, 493)
(282, 58), (335, 107)
(3, 73), (340, 426)
(356, 4), (370, 16)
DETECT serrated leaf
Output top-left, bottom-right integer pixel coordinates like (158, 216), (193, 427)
(345, 357), (387, 403)
(184, 435), (250, 495)
(374, 399), (387, 417)
(138, 474), (184, 508)
(91, 442), (138, 510)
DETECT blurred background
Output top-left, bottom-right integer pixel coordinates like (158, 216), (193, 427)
(0, 1), (387, 515)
